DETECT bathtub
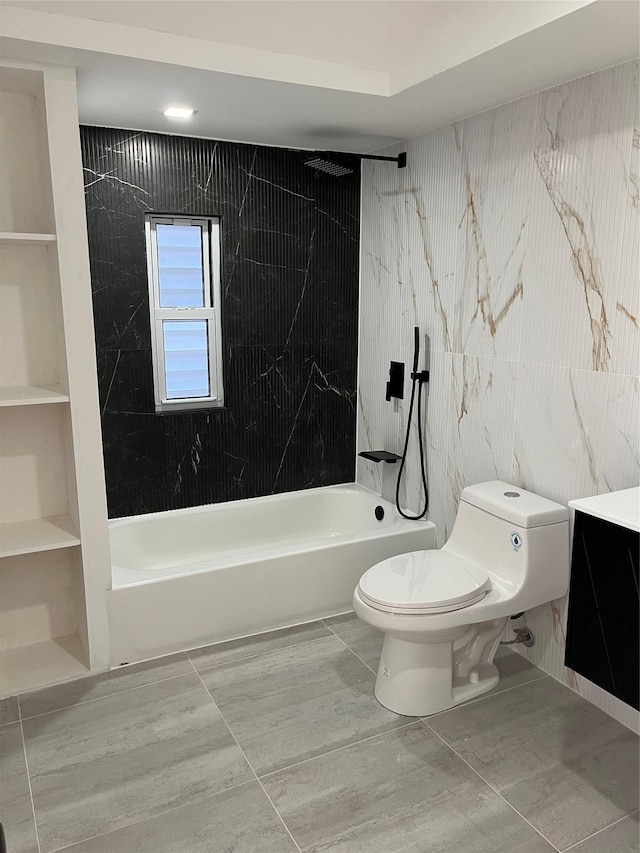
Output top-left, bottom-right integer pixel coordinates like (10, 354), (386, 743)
(107, 483), (435, 665)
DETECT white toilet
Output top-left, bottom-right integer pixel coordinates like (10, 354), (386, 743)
(353, 481), (569, 716)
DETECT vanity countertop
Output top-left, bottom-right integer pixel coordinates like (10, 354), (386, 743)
(569, 487), (640, 533)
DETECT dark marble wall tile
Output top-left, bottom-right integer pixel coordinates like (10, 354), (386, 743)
(81, 128), (360, 518)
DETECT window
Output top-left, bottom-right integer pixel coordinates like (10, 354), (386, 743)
(145, 215), (224, 411)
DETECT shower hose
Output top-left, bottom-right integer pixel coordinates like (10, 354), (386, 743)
(395, 326), (429, 520)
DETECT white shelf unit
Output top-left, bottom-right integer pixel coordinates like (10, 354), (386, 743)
(0, 232), (56, 244)
(0, 384), (69, 406)
(0, 61), (112, 697)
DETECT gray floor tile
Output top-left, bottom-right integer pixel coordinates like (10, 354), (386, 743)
(490, 645), (546, 691)
(428, 677), (640, 850)
(335, 623), (384, 670)
(19, 653), (192, 718)
(58, 781), (298, 853)
(188, 620), (332, 672)
(0, 695), (19, 725)
(322, 612), (361, 633)
(23, 673), (253, 852)
(0, 723), (38, 853)
(263, 722), (555, 853)
(200, 635), (408, 775)
(568, 813), (639, 853)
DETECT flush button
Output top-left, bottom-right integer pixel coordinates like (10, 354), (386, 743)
(510, 532), (523, 551)
(504, 491), (520, 498)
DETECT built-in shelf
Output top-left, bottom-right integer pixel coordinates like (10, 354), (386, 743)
(0, 633), (88, 696)
(0, 384), (69, 407)
(0, 514), (80, 558)
(0, 231), (56, 244)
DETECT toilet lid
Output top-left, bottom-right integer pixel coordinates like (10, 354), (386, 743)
(358, 550), (491, 615)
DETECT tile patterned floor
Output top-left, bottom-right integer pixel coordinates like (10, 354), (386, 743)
(1, 615), (638, 853)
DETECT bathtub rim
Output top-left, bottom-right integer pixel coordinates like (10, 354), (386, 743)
(109, 482), (435, 589)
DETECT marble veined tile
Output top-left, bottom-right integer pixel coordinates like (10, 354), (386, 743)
(58, 782), (298, 853)
(512, 363), (640, 506)
(402, 124), (466, 356)
(454, 96), (536, 361)
(356, 340), (406, 501)
(522, 62), (638, 372)
(359, 145), (409, 349)
(263, 722), (555, 852)
(0, 722), (38, 853)
(23, 673), (253, 852)
(19, 653), (193, 719)
(187, 620), (331, 672)
(568, 813), (640, 853)
(424, 351), (518, 545)
(200, 635), (407, 775)
(428, 677), (639, 850)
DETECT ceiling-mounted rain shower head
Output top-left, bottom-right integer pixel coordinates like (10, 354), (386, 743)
(304, 155), (354, 176)
(303, 150), (407, 176)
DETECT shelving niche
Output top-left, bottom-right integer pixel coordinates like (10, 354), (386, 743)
(0, 61), (111, 696)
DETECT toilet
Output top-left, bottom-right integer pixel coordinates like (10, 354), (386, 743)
(353, 481), (569, 716)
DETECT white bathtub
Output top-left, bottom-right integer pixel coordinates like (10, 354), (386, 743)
(107, 484), (435, 665)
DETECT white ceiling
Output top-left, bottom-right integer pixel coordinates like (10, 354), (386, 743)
(0, 1), (638, 152)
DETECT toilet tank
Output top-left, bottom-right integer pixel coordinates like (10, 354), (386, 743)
(444, 481), (570, 609)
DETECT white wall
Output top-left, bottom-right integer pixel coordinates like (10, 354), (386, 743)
(358, 60), (639, 731)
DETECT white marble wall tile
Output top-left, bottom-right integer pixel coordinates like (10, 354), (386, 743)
(522, 61), (638, 372)
(359, 143), (409, 349)
(403, 125), (466, 355)
(454, 98), (536, 360)
(356, 340), (405, 500)
(614, 63), (640, 376)
(398, 352), (518, 546)
(596, 371), (640, 491)
(512, 362), (639, 504)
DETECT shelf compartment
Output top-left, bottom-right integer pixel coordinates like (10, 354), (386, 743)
(0, 405), (72, 525)
(0, 242), (65, 389)
(0, 633), (87, 696)
(0, 384), (69, 407)
(0, 514), (79, 558)
(0, 232), (56, 245)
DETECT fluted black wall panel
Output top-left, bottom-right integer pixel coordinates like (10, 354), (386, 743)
(82, 127), (360, 518)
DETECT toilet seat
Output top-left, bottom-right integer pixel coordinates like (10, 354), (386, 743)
(357, 550), (491, 615)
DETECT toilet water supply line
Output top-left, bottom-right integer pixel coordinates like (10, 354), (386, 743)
(395, 327), (430, 520)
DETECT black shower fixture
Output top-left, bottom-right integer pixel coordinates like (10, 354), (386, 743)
(303, 150), (406, 176)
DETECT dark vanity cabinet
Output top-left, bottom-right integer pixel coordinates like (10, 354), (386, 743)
(565, 511), (639, 710)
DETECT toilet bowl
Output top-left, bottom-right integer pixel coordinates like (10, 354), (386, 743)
(353, 481), (569, 716)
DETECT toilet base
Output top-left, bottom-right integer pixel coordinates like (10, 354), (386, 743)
(373, 619), (506, 716)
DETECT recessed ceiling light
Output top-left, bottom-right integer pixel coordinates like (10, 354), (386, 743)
(163, 107), (196, 119)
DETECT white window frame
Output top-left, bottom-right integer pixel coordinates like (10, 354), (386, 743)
(145, 215), (224, 412)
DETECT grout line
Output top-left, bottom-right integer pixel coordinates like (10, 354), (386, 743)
(187, 657), (302, 853)
(422, 720), (562, 853)
(561, 809), (640, 852)
(189, 628), (340, 675)
(422, 673), (550, 721)
(46, 779), (259, 852)
(18, 667), (198, 722)
(258, 720), (420, 781)
(16, 696), (42, 853)
(329, 631), (378, 675)
(321, 616), (381, 675)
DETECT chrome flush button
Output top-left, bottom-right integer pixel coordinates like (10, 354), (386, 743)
(504, 491), (520, 498)
(510, 531), (522, 551)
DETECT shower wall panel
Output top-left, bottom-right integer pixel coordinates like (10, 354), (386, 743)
(81, 128), (360, 517)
